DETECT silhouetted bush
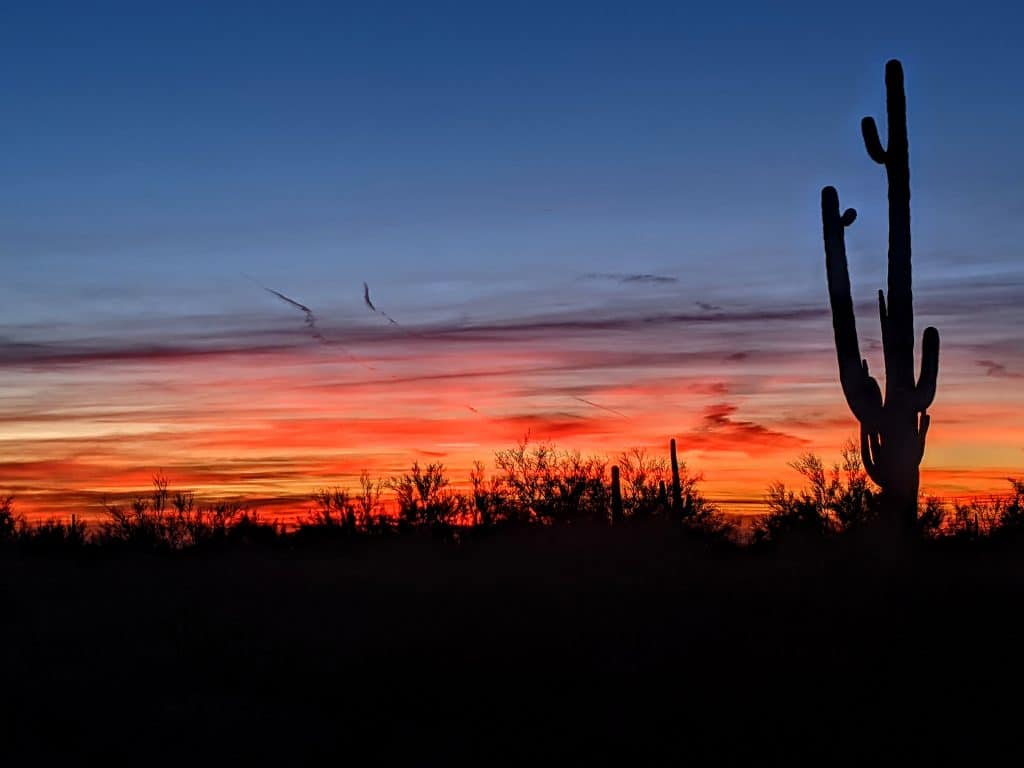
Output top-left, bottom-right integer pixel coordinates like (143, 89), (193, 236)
(305, 487), (358, 531)
(493, 438), (608, 525)
(390, 461), (467, 530)
(97, 475), (174, 549)
(753, 441), (875, 546)
(918, 497), (946, 538)
(614, 447), (732, 539)
(680, 500), (735, 543)
(97, 474), (255, 549)
(469, 460), (510, 528)
(354, 470), (388, 532)
(617, 448), (671, 518)
(924, 480), (1024, 543)
(8, 439), (1020, 555)
(990, 480), (1024, 541)
(222, 510), (281, 547)
(0, 495), (19, 543)
(17, 515), (88, 553)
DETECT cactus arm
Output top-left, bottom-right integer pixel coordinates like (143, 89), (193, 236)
(877, 289), (891, 372)
(917, 413), (931, 462)
(821, 185), (861, 381)
(861, 360), (884, 423)
(822, 186), (883, 426)
(861, 117), (887, 164)
(915, 326), (940, 410)
(861, 425), (885, 487)
(859, 425), (874, 474)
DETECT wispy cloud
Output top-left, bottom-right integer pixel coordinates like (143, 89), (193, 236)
(683, 403), (808, 455)
(582, 272), (678, 285)
(977, 360), (1024, 380)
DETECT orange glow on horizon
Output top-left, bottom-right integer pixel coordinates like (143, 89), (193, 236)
(3, 312), (1022, 524)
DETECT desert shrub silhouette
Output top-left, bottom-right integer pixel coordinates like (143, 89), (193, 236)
(17, 515), (88, 553)
(299, 470), (391, 541)
(753, 440), (875, 546)
(917, 496), (947, 539)
(469, 459), (511, 528)
(616, 447), (671, 519)
(97, 474), (175, 549)
(390, 461), (467, 531)
(5, 438), (1017, 553)
(923, 480), (1024, 543)
(354, 470), (387, 531)
(220, 509), (280, 547)
(991, 480), (1024, 541)
(0, 495), (18, 543)
(492, 437), (609, 525)
(97, 474), (255, 550)
(305, 487), (358, 531)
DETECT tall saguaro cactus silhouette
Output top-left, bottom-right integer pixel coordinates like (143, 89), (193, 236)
(821, 59), (940, 529)
(610, 465), (624, 525)
(669, 438), (683, 519)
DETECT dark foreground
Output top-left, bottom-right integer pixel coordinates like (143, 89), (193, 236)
(2, 523), (1022, 763)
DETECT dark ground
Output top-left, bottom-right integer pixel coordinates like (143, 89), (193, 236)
(2, 522), (1022, 763)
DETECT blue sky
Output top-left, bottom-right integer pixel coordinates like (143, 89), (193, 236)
(3, 1), (1022, 325)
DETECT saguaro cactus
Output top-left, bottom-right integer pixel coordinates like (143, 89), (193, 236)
(669, 438), (683, 520)
(821, 59), (940, 529)
(610, 465), (624, 525)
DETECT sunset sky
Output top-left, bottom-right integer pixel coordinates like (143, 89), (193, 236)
(3, 1), (1024, 520)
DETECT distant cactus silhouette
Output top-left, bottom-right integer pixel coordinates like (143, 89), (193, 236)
(670, 438), (683, 519)
(821, 59), (940, 529)
(610, 465), (624, 524)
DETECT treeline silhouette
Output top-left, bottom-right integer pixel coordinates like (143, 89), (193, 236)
(4, 438), (1024, 762)
(757, 440), (1024, 546)
(0, 437), (734, 553)
(2, 436), (1020, 555)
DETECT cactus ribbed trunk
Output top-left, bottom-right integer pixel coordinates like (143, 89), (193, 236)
(669, 438), (683, 520)
(610, 465), (624, 525)
(821, 60), (940, 531)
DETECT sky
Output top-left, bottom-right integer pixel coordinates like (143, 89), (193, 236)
(2, 1), (1024, 520)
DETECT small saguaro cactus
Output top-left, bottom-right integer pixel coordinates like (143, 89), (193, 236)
(610, 465), (624, 525)
(821, 59), (940, 530)
(669, 438), (683, 520)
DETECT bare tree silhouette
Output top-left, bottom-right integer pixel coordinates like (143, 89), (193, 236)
(821, 59), (940, 531)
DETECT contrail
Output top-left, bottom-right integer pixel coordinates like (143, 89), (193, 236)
(264, 288), (322, 340)
(363, 282), (402, 328)
(245, 273), (377, 372)
(573, 396), (628, 419)
(362, 282), (377, 312)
